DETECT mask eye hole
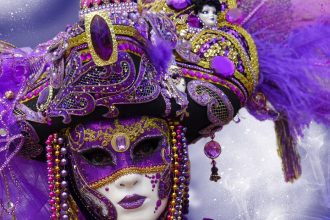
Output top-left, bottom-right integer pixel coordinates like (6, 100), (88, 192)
(132, 137), (162, 161)
(80, 148), (115, 166)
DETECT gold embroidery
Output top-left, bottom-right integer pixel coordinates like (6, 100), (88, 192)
(113, 25), (147, 44)
(226, 0), (237, 8)
(68, 117), (170, 150)
(89, 165), (168, 189)
(35, 86), (54, 112)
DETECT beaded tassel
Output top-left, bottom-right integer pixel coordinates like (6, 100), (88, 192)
(204, 134), (222, 182)
(210, 160), (221, 182)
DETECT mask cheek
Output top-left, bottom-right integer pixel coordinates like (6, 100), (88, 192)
(81, 190), (112, 217)
(158, 167), (172, 199)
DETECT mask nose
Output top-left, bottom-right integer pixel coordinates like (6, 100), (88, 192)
(115, 174), (142, 189)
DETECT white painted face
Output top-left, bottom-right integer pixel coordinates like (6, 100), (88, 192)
(198, 5), (218, 27)
(97, 173), (169, 220)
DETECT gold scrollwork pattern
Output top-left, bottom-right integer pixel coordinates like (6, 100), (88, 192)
(67, 117), (170, 150)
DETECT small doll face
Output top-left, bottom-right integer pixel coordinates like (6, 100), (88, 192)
(67, 117), (172, 220)
(198, 5), (218, 27)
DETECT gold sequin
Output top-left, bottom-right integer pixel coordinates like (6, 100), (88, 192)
(4, 91), (15, 100)
(190, 27), (258, 95)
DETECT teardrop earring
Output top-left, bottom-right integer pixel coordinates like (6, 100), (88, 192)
(204, 133), (221, 182)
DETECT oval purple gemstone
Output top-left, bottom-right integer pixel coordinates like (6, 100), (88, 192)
(37, 87), (50, 106)
(90, 15), (113, 61)
(204, 140), (222, 159)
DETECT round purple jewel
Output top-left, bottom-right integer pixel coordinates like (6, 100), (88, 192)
(211, 56), (236, 78)
(204, 140), (222, 159)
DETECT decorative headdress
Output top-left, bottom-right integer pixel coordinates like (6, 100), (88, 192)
(2, 0), (330, 219)
(0, 0), (261, 219)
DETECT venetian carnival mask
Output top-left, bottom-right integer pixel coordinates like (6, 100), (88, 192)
(198, 5), (218, 27)
(66, 117), (172, 220)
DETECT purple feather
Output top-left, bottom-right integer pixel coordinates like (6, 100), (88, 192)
(251, 20), (330, 137)
(147, 37), (174, 74)
(246, 19), (330, 181)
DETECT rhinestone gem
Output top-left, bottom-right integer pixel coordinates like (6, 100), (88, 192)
(0, 128), (7, 137)
(90, 15), (113, 61)
(204, 140), (221, 159)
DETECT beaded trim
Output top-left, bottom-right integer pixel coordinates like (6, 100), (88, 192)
(46, 134), (70, 220)
(180, 67), (247, 105)
(167, 121), (190, 219)
(80, 1), (138, 17)
(218, 22), (259, 85)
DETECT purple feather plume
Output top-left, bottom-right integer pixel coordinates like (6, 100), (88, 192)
(252, 21), (330, 136)
(246, 19), (330, 181)
(147, 37), (174, 74)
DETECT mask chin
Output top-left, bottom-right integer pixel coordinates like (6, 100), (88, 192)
(95, 170), (171, 220)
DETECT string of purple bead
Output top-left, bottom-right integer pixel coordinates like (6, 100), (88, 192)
(167, 121), (190, 220)
(46, 134), (69, 220)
